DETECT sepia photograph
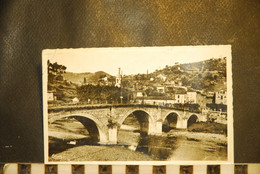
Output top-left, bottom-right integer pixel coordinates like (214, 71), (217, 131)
(42, 45), (233, 163)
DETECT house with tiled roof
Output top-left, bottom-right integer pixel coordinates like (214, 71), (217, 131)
(175, 88), (187, 104)
(186, 88), (198, 103)
(215, 90), (227, 104)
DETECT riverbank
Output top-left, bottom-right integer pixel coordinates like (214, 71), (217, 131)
(49, 144), (153, 161)
(166, 129), (227, 145)
(166, 130), (227, 161)
(187, 122), (227, 135)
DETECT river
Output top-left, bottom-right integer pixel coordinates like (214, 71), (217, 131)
(49, 119), (227, 161)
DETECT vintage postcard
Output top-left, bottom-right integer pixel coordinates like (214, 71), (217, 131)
(42, 45), (233, 164)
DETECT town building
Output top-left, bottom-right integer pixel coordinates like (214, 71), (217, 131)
(215, 90), (227, 104)
(175, 94), (186, 104)
(187, 91), (197, 103)
(156, 86), (165, 93)
(47, 92), (55, 101)
(156, 74), (167, 81)
(136, 91), (144, 97)
(175, 88), (187, 104)
(72, 97), (79, 103)
(136, 96), (175, 106)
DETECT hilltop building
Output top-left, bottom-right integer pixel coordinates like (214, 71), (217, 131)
(72, 97), (79, 103)
(157, 74), (167, 81)
(156, 86), (165, 93)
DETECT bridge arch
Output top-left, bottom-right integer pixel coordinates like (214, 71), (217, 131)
(162, 111), (180, 131)
(162, 111), (181, 123)
(118, 109), (156, 135)
(187, 114), (199, 128)
(49, 113), (108, 143)
(118, 109), (155, 126)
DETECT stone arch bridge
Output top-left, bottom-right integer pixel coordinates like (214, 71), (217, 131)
(48, 104), (206, 144)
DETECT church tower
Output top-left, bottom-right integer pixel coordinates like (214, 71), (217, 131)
(115, 68), (122, 87)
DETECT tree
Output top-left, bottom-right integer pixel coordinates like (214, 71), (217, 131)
(181, 77), (190, 86)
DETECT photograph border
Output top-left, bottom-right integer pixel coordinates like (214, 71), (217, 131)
(42, 45), (233, 165)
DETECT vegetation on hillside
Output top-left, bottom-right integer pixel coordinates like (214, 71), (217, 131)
(77, 85), (133, 104)
(148, 57), (226, 92)
(48, 61), (77, 103)
(62, 71), (115, 85)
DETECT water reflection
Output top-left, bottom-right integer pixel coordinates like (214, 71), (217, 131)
(135, 133), (176, 160)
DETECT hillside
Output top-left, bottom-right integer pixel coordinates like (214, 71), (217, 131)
(62, 71), (114, 85)
(127, 57), (227, 93)
(181, 58), (226, 72)
(62, 72), (91, 84)
(49, 57), (227, 104)
(48, 80), (77, 102)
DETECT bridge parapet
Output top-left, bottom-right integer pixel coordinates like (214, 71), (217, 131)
(48, 104), (201, 113)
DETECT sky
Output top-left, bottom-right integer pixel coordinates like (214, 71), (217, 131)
(42, 45), (231, 76)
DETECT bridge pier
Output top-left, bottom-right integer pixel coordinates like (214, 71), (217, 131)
(99, 136), (109, 144)
(97, 127), (109, 144)
(200, 115), (207, 122)
(108, 127), (117, 144)
(155, 120), (163, 135)
(176, 118), (188, 129)
(148, 120), (163, 135)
